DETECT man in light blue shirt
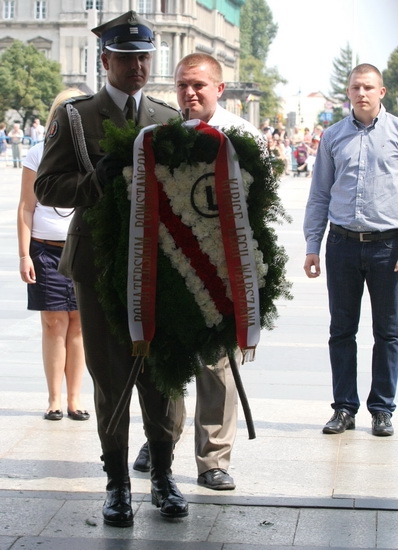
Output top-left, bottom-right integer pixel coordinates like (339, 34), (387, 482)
(304, 63), (398, 437)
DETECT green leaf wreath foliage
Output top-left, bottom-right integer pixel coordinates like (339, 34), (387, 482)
(85, 118), (292, 398)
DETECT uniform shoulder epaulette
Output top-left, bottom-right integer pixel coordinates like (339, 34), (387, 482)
(64, 95), (94, 105)
(147, 96), (179, 113)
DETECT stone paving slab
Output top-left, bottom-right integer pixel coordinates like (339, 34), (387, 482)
(1, 497), (397, 549)
(2, 168), (398, 548)
(6, 539), (378, 550)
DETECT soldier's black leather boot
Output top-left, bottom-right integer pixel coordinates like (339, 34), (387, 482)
(149, 441), (189, 518)
(101, 448), (134, 527)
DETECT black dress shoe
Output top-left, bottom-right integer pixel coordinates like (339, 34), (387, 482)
(148, 441), (188, 518)
(372, 412), (394, 436)
(44, 410), (63, 421)
(197, 468), (236, 490)
(151, 473), (189, 518)
(67, 408), (90, 421)
(103, 482), (134, 527)
(322, 410), (355, 434)
(133, 442), (150, 472)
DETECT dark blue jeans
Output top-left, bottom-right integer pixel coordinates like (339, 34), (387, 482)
(326, 229), (398, 416)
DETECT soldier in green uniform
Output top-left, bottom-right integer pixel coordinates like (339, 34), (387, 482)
(35, 11), (187, 527)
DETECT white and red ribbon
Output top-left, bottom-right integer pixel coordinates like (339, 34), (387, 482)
(127, 124), (159, 356)
(204, 122), (260, 361)
(127, 120), (260, 361)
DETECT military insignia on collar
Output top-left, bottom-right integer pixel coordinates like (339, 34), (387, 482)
(48, 120), (59, 138)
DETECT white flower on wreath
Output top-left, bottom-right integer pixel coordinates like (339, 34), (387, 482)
(155, 162), (267, 288)
(123, 165), (133, 200)
(124, 161), (268, 328)
(159, 222), (223, 327)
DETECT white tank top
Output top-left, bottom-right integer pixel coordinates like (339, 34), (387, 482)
(23, 142), (74, 240)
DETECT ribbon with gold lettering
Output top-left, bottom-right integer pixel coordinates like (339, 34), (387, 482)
(215, 131), (260, 361)
(127, 121), (260, 361)
(185, 120), (260, 360)
(127, 124), (159, 356)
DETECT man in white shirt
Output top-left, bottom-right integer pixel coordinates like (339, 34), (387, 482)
(175, 53), (262, 490)
(30, 118), (45, 145)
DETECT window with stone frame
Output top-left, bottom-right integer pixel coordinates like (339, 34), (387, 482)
(85, 1), (103, 8)
(35, 1), (47, 19)
(138, 0), (153, 15)
(3, 1), (15, 19)
(160, 41), (170, 76)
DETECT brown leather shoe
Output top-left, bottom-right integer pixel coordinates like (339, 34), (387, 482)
(322, 410), (355, 434)
(197, 468), (236, 490)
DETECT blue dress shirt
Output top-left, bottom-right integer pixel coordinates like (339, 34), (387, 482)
(304, 104), (398, 255)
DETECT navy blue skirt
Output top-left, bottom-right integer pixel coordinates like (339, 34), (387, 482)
(27, 239), (78, 311)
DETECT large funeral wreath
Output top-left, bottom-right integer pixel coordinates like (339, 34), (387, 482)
(85, 118), (292, 398)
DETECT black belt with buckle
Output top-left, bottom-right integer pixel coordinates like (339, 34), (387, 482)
(330, 223), (398, 242)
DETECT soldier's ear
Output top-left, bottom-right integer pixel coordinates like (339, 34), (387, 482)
(101, 51), (110, 70)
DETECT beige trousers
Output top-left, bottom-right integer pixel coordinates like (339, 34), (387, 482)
(194, 351), (241, 475)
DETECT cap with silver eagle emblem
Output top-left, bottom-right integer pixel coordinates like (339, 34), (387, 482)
(92, 10), (155, 53)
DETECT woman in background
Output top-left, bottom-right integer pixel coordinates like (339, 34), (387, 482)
(17, 88), (89, 422)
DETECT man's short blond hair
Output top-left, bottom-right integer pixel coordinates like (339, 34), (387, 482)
(175, 53), (223, 84)
(348, 63), (383, 86)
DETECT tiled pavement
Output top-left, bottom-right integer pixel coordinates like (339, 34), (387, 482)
(1, 163), (397, 549)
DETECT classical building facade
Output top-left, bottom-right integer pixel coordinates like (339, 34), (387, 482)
(0, 0), (260, 125)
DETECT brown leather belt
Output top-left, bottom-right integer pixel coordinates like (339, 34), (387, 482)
(330, 223), (398, 243)
(32, 237), (65, 248)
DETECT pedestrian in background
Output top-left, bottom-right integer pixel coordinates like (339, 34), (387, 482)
(9, 122), (24, 168)
(30, 118), (45, 145)
(283, 137), (292, 175)
(304, 63), (398, 437)
(0, 122), (7, 164)
(17, 88), (89, 423)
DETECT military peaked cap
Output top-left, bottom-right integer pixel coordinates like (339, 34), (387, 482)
(92, 10), (155, 53)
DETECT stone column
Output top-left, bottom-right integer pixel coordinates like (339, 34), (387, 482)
(153, 32), (162, 76)
(173, 33), (180, 72)
(86, 9), (98, 93)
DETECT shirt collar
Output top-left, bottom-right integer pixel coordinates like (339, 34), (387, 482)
(350, 103), (385, 129)
(106, 81), (142, 112)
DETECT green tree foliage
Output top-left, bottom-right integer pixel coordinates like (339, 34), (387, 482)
(0, 40), (63, 128)
(330, 43), (357, 103)
(240, 0), (278, 60)
(240, 56), (284, 121)
(327, 43), (359, 125)
(382, 48), (398, 116)
(239, 0), (285, 121)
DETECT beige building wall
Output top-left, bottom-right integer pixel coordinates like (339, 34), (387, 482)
(0, 0), (240, 88)
(0, 0), (260, 126)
